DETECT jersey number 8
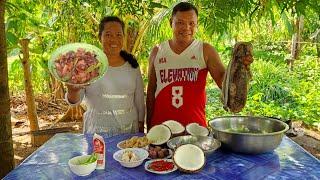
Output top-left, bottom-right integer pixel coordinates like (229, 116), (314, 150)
(172, 86), (183, 108)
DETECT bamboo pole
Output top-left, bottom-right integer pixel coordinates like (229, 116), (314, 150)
(19, 39), (39, 133)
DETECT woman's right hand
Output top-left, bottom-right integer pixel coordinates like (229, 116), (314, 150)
(66, 84), (85, 104)
(66, 84), (84, 93)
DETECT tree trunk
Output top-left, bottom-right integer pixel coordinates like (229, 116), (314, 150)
(20, 39), (39, 132)
(0, 0), (15, 177)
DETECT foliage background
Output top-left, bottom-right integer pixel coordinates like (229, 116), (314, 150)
(5, 0), (320, 127)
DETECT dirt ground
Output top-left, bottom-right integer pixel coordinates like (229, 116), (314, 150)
(10, 94), (320, 167)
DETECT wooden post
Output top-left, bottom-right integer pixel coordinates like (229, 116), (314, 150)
(290, 15), (304, 70)
(19, 39), (39, 145)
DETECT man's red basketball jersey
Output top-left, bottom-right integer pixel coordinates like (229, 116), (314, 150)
(150, 40), (208, 127)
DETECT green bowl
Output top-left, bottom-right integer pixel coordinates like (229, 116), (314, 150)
(48, 43), (108, 86)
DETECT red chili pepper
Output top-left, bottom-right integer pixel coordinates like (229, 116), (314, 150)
(148, 160), (174, 171)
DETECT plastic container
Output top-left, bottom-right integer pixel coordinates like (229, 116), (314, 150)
(93, 133), (105, 169)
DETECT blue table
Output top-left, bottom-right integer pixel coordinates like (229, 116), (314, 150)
(4, 133), (320, 180)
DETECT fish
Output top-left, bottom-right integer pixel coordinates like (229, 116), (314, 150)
(222, 42), (253, 113)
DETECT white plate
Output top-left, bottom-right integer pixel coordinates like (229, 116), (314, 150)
(147, 149), (173, 159)
(116, 140), (149, 150)
(144, 159), (177, 174)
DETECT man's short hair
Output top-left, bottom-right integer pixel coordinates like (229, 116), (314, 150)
(172, 2), (198, 17)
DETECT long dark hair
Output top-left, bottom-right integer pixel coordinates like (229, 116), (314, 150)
(99, 16), (139, 69)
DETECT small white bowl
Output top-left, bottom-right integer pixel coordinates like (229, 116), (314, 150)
(113, 148), (149, 168)
(68, 155), (97, 176)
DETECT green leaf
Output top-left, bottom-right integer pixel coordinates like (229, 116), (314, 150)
(149, 2), (167, 9)
(269, 8), (276, 26)
(280, 13), (293, 35)
(5, 2), (19, 14)
(8, 48), (21, 57)
(6, 31), (18, 46)
(5, 19), (18, 31)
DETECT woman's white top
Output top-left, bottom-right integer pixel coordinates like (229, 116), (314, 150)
(65, 62), (145, 136)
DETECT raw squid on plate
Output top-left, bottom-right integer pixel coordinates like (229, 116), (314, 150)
(49, 43), (108, 85)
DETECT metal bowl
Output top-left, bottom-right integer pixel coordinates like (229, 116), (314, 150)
(209, 116), (289, 154)
(167, 135), (221, 156)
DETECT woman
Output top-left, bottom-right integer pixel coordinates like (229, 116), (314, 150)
(66, 16), (145, 136)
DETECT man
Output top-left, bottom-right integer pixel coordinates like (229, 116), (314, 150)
(146, 2), (249, 128)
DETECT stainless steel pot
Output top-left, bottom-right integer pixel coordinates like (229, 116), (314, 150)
(209, 116), (289, 154)
(167, 135), (221, 156)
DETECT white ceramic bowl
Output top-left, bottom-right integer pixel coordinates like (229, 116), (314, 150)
(113, 148), (149, 168)
(68, 155), (97, 176)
